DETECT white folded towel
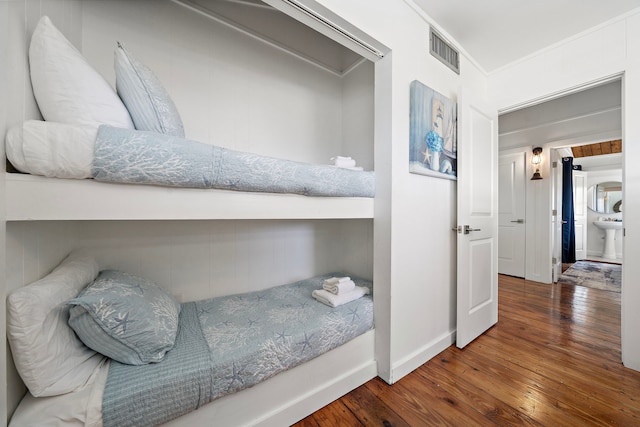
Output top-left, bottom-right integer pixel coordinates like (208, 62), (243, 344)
(312, 286), (370, 308)
(323, 277), (356, 294)
(329, 165), (364, 171)
(330, 156), (357, 168)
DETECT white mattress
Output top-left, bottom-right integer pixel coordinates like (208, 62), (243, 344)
(9, 361), (108, 427)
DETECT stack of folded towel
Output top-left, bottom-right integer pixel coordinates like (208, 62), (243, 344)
(329, 156), (364, 171)
(312, 276), (370, 308)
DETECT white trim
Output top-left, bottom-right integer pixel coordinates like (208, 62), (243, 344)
(498, 74), (624, 115)
(5, 174), (374, 221)
(387, 331), (455, 384)
(262, 0), (389, 63)
(278, 0), (384, 59)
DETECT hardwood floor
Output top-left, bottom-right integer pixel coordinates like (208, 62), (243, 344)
(293, 274), (640, 426)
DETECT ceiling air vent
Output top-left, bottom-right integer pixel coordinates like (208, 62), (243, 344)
(430, 28), (459, 74)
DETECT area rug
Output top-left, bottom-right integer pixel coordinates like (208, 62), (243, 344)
(558, 260), (621, 292)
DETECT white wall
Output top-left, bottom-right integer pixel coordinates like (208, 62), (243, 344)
(315, 0), (490, 382)
(489, 9), (640, 370)
(0, 2), (8, 423)
(341, 61), (375, 171)
(6, 220), (371, 301)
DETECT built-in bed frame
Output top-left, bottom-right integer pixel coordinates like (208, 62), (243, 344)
(4, 0), (388, 425)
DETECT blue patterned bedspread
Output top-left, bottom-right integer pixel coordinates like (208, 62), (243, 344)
(102, 274), (373, 427)
(92, 126), (375, 197)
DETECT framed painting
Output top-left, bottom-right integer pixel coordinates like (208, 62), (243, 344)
(409, 80), (457, 180)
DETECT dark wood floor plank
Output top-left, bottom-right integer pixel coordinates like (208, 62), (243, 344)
(292, 275), (640, 427)
(479, 332), (640, 415)
(306, 399), (361, 426)
(416, 356), (544, 426)
(461, 340), (636, 425)
(430, 349), (590, 427)
(367, 372), (488, 426)
(340, 384), (411, 427)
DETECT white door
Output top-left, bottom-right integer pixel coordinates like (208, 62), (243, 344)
(573, 170), (588, 260)
(498, 152), (526, 277)
(456, 89), (498, 349)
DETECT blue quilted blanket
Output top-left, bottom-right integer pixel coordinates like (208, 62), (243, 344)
(102, 274), (373, 427)
(92, 126), (375, 197)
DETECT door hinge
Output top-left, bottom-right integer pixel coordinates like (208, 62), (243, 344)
(552, 209), (557, 216)
(552, 257), (557, 264)
(552, 161), (558, 168)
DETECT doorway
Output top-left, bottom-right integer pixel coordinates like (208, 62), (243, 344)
(498, 78), (623, 283)
(553, 142), (623, 290)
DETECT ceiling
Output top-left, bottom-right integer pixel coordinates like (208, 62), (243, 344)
(413, 0), (640, 72)
(499, 79), (623, 169)
(499, 80), (622, 149)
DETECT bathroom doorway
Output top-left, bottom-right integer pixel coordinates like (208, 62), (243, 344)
(554, 141), (623, 271)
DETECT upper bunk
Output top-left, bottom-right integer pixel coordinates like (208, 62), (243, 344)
(3, 0), (388, 222)
(5, 173), (373, 221)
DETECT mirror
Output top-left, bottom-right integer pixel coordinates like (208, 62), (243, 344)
(587, 181), (622, 213)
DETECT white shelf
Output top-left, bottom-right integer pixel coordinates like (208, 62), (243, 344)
(5, 174), (374, 221)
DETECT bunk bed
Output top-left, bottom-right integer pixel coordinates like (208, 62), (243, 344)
(4, 1), (386, 425)
(8, 253), (374, 426)
(4, 13), (374, 220)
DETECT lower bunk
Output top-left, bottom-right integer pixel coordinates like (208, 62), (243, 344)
(8, 254), (375, 426)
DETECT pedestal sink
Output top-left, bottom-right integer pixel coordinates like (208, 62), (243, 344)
(593, 220), (622, 259)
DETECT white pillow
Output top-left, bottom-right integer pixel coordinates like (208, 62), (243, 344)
(6, 120), (97, 179)
(115, 42), (185, 137)
(29, 16), (134, 129)
(7, 252), (105, 397)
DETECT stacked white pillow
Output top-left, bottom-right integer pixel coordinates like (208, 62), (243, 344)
(7, 253), (105, 397)
(29, 16), (134, 129)
(9, 16), (187, 180)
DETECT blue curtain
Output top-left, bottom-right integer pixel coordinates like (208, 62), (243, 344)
(562, 157), (576, 263)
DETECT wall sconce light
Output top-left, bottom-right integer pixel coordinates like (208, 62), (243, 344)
(531, 147), (543, 180)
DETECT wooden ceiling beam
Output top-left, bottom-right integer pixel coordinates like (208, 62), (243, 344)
(572, 146), (584, 157)
(611, 139), (622, 153)
(571, 139), (622, 157)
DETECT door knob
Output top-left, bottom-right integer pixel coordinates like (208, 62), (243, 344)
(463, 225), (481, 234)
(510, 219), (525, 224)
(453, 225), (482, 234)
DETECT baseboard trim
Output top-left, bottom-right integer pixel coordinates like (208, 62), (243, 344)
(388, 330), (455, 383)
